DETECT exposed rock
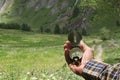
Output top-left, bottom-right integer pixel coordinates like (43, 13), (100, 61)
(47, 0), (58, 8)
(51, 5), (59, 15)
(0, 0), (14, 13)
(0, 0), (5, 10)
(35, 0), (48, 11)
(50, 0), (69, 15)
(60, 1), (69, 9)
(0, 0), (74, 28)
(27, 0), (37, 8)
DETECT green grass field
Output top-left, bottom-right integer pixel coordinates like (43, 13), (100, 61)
(0, 29), (84, 80)
(0, 29), (120, 80)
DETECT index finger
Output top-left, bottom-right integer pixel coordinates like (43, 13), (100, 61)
(64, 41), (72, 50)
(64, 41), (72, 65)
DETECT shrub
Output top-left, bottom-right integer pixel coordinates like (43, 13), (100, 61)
(100, 27), (110, 41)
(0, 23), (20, 30)
(40, 26), (44, 33)
(116, 20), (120, 26)
(7, 23), (21, 29)
(44, 28), (51, 33)
(54, 24), (60, 34)
(72, 6), (80, 18)
(0, 23), (31, 31)
(0, 23), (6, 29)
(21, 23), (31, 31)
(62, 27), (68, 34)
(82, 28), (87, 36)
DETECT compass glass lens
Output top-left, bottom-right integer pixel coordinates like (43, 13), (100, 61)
(69, 48), (82, 60)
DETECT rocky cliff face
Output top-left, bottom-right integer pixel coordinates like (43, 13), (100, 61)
(0, 0), (73, 14)
(0, 0), (77, 31)
(0, 0), (14, 13)
(22, 0), (69, 14)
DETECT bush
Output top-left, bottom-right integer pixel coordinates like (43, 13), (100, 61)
(44, 28), (51, 33)
(100, 27), (110, 41)
(54, 24), (60, 34)
(7, 23), (21, 29)
(0, 23), (31, 31)
(116, 20), (120, 26)
(21, 23), (31, 31)
(82, 28), (87, 36)
(72, 7), (80, 18)
(0, 23), (6, 29)
(62, 27), (68, 34)
(40, 26), (44, 33)
(0, 23), (20, 30)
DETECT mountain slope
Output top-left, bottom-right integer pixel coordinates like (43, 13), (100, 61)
(0, 0), (119, 35)
(0, 0), (77, 30)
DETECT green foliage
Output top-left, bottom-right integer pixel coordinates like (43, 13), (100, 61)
(102, 40), (120, 65)
(0, 23), (20, 30)
(0, 0), (119, 34)
(54, 24), (61, 34)
(100, 27), (110, 41)
(116, 20), (120, 27)
(92, 0), (119, 27)
(104, 49), (120, 64)
(21, 23), (31, 31)
(72, 6), (80, 18)
(62, 27), (69, 34)
(44, 28), (51, 33)
(39, 26), (44, 33)
(0, 23), (31, 31)
(0, 29), (83, 80)
(82, 28), (87, 36)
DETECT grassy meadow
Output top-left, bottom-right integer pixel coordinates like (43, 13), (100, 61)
(0, 29), (84, 80)
(0, 28), (120, 80)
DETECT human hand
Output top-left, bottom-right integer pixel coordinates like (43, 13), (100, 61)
(64, 40), (94, 75)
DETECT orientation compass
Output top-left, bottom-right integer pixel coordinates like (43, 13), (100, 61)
(68, 29), (82, 66)
(66, 6), (90, 66)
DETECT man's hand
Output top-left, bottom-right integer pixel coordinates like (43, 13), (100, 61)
(64, 40), (94, 75)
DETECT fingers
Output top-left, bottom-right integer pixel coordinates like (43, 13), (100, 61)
(64, 41), (72, 65)
(80, 40), (89, 52)
(64, 40), (94, 76)
(80, 41), (94, 65)
(64, 48), (71, 64)
(64, 41), (72, 50)
(69, 64), (83, 75)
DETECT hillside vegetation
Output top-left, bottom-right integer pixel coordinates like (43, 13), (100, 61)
(0, 0), (76, 30)
(0, 0), (119, 34)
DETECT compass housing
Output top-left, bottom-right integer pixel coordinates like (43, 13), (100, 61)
(69, 47), (82, 63)
(68, 29), (82, 65)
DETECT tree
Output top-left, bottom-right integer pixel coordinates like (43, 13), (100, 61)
(21, 23), (31, 31)
(82, 28), (87, 36)
(54, 24), (60, 34)
(40, 26), (44, 33)
(72, 6), (80, 18)
(92, 0), (120, 27)
(62, 27), (69, 34)
(44, 28), (51, 33)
